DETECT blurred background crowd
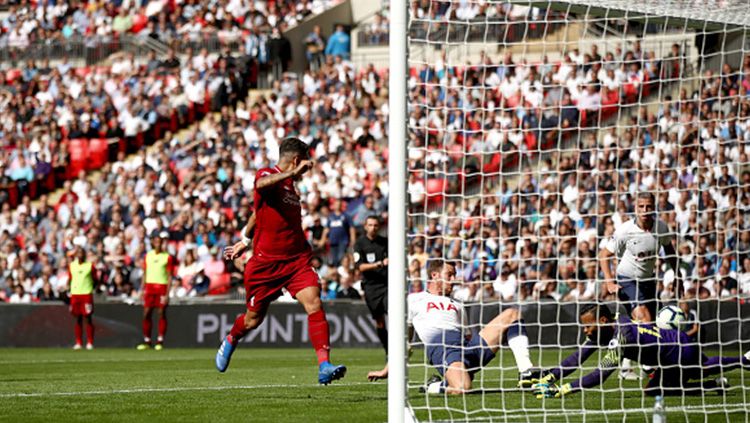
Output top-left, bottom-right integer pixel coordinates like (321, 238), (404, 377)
(0, 0), (748, 308)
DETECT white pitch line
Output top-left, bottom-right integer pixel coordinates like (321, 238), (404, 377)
(0, 357), (203, 365)
(440, 402), (750, 421)
(1, 381), (384, 399)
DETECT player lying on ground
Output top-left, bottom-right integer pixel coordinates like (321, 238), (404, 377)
(531, 304), (750, 398)
(215, 138), (346, 385)
(368, 260), (539, 394)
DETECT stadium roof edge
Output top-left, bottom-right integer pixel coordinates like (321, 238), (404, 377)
(519, 0), (750, 29)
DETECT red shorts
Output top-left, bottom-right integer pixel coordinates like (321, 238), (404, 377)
(243, 253), (319, 312)
(143, 283), (169, 308)
(69, 294), (94, 316)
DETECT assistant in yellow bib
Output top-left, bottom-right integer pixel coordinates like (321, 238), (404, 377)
(145, 250), (172, 285)
(68, 246), (98, 350)
(70, 260), (95, 295)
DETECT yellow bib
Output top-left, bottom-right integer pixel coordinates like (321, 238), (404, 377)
(70, 261), (94, 295)
(145, 251), (171, 285)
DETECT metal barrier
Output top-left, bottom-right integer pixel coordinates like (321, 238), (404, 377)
(0, 35), (174, 66)
(409, 15), (565, 46)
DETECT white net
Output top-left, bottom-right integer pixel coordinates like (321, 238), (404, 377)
(403, 0), (750, 421)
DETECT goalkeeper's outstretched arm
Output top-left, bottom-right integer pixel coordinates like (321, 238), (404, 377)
(544, 340), (599, 382)
(535, 342), (620, 398)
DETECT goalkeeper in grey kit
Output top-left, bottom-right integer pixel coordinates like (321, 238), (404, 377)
(530, 304), (750, 398)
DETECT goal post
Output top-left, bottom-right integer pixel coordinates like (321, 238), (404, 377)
(388, 0), (409, 422)
(391, 0), (750, 421)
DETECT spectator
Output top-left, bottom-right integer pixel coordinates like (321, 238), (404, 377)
(305, 25), (326, 70)
(336, 274), (361, 300)
(322, 199), (356, 266)
(325, 24), (351, 60)
(9, 285), (31, 303)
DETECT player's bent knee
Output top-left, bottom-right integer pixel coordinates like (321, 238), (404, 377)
(302, 296), (323, 314)
(500, 307), (520, 324)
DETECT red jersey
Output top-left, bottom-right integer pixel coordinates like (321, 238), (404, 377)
(252, 166), (311, 260)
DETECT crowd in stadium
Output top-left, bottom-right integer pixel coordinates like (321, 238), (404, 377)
(0, 0), (340, 48)
(406, 43), (750, 303)
(1, 4), (749, 308)
(0, 27), (389, 303)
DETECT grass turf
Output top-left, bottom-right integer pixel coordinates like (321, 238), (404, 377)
(1, 348), (748, 422)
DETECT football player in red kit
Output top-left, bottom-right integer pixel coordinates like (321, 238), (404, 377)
(216, 137), (346, 385)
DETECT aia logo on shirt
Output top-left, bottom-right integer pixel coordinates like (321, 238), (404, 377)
(427, 302), (458, 313)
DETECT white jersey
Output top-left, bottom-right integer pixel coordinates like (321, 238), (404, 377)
(605, 219), (673, 279)
(407, 291), (467, 344)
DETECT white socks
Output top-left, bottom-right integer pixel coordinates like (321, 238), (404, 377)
(426, 381), (443, 394)
(508, 335), (533, 373)
(621, 358), (633, 371)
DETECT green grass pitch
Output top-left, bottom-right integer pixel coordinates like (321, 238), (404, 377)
(1, 348), (748, 422)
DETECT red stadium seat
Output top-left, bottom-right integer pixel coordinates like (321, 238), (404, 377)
(131, 14), (149, 33)
(67, 139), (89, 180)
(6, 68), (21, 83)
(425, 178), (446, 206)
(74, 67), (91, 78)
(208, 274), (231, 295)
(87, 138), (109, 170)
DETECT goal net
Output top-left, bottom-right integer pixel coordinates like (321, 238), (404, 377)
(393, 0), (750, 421)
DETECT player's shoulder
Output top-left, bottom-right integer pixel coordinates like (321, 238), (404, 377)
(255, 167), (278, 178)
(407, 291), (430, 303)
(618, 219), (637, 232)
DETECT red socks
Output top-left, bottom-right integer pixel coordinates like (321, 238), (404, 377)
(143, 318), (152, 343)
(308, 310), (330, 364)
(226, 311), (331, 365)
(86, 320), (94, 345)
(74, 319), (83, 345)
(229, 314), (249, 345)
(158, 317), (167, 342)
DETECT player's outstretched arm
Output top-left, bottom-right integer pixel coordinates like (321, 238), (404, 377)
(535, 344), (619, 398)
(255, 160), (312, 191)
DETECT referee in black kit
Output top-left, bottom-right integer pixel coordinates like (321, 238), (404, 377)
(354, 215), (389, 357)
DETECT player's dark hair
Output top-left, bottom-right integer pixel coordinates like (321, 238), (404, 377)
(427, 259), (455, 279)
(637, 192), (655, 203)
(365, 215), (380, 224)
(279, 137), (310, 160)
(579, 303), (613, 321)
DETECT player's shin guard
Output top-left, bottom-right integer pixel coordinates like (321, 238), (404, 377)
(308, 310), (330, 364)
(74, 318), (83, 346)
(506, 319), (533, 373)
(228, 314), (250, 345)
(142, 318), (152, 343)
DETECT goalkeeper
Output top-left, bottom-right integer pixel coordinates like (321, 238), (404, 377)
(531, 304), (750, 398)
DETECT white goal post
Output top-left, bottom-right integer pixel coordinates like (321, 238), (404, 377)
(389, 0), (750, 421)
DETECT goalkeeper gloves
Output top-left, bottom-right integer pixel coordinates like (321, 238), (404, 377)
(518, 368), (556, 388)
(532, 382), (573, 399)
